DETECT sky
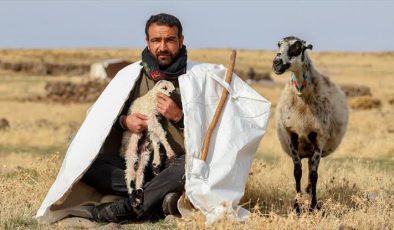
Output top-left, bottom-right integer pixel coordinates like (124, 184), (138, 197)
(0, 0), (393, 52)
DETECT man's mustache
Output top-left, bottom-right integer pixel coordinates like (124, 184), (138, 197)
(157, 51), (171, 56)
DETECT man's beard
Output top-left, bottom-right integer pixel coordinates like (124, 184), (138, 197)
(152, 50), (180, 68)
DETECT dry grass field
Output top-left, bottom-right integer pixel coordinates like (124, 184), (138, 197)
(0, 49), (393, 229)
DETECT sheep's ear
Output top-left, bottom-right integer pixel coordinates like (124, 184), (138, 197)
(305, 43), (313, 50)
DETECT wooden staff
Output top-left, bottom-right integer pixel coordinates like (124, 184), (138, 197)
(200, 50), (237, 161)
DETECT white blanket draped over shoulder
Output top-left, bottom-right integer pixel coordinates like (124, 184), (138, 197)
(36, 61), (271, 224)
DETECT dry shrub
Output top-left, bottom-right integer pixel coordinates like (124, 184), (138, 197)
(0, 153), (61, 229)
(0, 118), (10, 131)
(348, 96), (381, 110)
(236, 67), (272, 82)
(177, 157), (393, 229)
(0, 60), (90, 76)
(177, 193), (393, 230)
(340, 84), (372, 98)
(389, 97), (394, 105)
(29, 80), (108, 104)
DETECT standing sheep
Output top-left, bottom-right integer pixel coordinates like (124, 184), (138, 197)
(272, 36), (348, 211)
(120, 80), (176, 207)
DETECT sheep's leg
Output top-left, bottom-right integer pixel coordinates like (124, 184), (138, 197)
(305, 153), (318, 195)
(124, 133), (140, 195)
(293, 156), (302, 194)
(308, 150), (321, 210)
(305, 131), (318, 195)
(292, 153), (302, 213)
(289, 132), (302, 213)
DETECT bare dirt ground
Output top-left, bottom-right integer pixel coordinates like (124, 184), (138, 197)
(0, 49), (393, 229)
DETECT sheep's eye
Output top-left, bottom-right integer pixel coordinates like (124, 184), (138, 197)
(277, 42), (281, 48)
(163, 86), (167, 91)
(288, 41), (302, 57)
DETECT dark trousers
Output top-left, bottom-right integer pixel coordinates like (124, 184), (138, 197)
(82, 153), (185, 216)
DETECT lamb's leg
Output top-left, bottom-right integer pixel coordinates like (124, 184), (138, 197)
(124, 133), (140, 195)
(150, 133), (162, 175)
(131, 140), (150, 208)
(308, 150), (321, 210)
(148, 119), (175, 174)
(150, 118), (175, 160)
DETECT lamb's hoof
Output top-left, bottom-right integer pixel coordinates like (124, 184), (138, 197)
(129, 181), (136, 190)
(130, 189), (144, 208)
(152, 163), (161, 175)
(167, 152), (175, 160)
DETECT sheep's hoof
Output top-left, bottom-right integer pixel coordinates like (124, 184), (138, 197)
(293, 201), (301, 215)
(309, 200), (322, 212)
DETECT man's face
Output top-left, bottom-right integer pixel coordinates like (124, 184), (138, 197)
(146, 23), (184, 67)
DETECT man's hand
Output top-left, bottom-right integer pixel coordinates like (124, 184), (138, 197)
(123, 113), (148, 134)
(156, 92), (183, 122)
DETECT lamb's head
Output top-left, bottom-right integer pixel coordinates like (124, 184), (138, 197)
(153, 80), (175, 96)
(272, 36), (313, 75)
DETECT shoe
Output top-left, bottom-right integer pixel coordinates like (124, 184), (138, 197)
(91, 198), (136, 223)
(162, 192), (182, 216)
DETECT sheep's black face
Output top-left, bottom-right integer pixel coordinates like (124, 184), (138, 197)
(272, 36), (313, 74)
(272, 57), (290, 74)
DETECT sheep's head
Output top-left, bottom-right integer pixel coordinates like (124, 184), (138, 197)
(272, 36), (313, 75)
(154, 80), (175, 96)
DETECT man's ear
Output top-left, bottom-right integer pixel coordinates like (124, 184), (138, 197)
(179, 35), (184, 48)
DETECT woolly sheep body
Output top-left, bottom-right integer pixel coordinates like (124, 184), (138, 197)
(276, 68), (348, 158)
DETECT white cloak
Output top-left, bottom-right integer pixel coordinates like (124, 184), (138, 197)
(36, 61), (271, 224)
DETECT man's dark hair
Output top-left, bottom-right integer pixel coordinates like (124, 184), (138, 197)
(145, 13), (183, 38)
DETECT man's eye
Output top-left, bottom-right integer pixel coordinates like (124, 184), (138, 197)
(166, 38), (177, 43)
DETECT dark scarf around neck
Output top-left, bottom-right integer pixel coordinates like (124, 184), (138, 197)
(141, 45), (187, 82)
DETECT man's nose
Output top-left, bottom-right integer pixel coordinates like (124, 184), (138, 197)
(159, 40), (168, 51)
